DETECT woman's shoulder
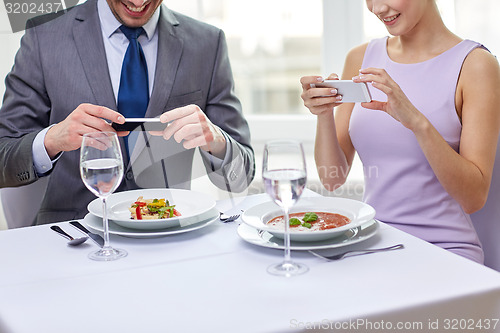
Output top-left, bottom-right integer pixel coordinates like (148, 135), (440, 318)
(465, 43), (498, 69)
(342, 43), (368, 80)
(457, 40), (500, 119)
(342, 37), (388, 78)
(461, 42), (499, 82)
(342, 43), (369, 78)
(346, 43), (369, 61)
(348, 36), (388, 57)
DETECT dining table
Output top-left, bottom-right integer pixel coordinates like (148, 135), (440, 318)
(0, 189), (499, 333)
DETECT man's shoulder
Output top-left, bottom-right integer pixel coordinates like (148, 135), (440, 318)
(27, 0), (92, 31)
(163, 7), (221, 37)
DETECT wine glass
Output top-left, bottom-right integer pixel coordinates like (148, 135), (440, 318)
(80, 132), (127, 261)
(263, 140), (308, 276)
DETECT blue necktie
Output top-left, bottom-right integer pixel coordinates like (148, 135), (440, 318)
(117, 26), (149, 157)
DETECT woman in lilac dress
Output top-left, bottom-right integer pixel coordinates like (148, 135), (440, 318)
(300, 0), (500, 263)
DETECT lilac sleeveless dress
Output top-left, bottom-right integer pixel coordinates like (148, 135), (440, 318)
(349, 37), (484, 263)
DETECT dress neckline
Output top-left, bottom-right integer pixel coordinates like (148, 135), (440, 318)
(382, 36), (467, 66)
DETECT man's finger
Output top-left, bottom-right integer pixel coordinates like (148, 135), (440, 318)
(81, 104), (125, 124)
(160, 105), (197, 123)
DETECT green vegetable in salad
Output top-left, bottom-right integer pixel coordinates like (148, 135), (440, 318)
(289, 218), (302, 226)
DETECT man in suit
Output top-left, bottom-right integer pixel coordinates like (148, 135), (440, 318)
(0, 0), (255, 224)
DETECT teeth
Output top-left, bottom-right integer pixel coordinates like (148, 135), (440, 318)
(126, 3), (146, 12)
(383, 14), (399, 22)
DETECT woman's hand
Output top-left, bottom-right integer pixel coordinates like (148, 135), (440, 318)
(300, 74), (343, 116)
(353, 68), (425, 131)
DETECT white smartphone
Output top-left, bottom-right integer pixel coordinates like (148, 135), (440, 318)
(312, 80), (372, 103)
(112, 118), (166, 131)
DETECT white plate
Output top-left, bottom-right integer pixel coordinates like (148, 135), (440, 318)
(83, 209), (218, 238)
(237, 219), (378, 250)
(241, 197), (376, 242)
(87, 189), (216, 230)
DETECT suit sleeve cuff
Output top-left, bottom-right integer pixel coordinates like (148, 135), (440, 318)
(32, 126), (62, 175)
(199, 131), (232, 171)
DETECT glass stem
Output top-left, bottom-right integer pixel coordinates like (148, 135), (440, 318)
(102, 197), (111, 249)
(283, 206), (291, 264)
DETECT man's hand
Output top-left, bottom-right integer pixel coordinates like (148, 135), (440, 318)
(154, 104), (227, 159)
(44, 103), (125, 158)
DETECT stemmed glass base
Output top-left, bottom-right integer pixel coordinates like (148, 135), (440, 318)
(267, 261), (309, 277)
(89, 247), (128, 261)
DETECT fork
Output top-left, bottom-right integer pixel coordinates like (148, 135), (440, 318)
(308, 244), (404, 261)
(219, 212), (241, 223)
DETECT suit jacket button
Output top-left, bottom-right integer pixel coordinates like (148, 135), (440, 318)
(126, 171), (134, 180)
(229, 170), (237, 181)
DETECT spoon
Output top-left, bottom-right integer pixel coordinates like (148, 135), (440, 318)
(50, 225), (88, 246)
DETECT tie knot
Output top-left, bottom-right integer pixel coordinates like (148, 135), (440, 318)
(120, 25), (145, 41)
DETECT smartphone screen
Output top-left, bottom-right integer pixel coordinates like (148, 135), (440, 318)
(312, 80), (372, 103)
(112, 118), (166, 131)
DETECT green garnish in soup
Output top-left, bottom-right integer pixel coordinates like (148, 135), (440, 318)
(303, 212), (318, 222)
(268, 211), (350, 231)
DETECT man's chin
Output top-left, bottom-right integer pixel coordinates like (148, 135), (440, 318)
(118, 15), (150, 28)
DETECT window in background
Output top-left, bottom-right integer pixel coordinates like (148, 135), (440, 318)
(169, 0), (500, 119)
(453, 0), (500, 56)
(167, 0), (323, 116)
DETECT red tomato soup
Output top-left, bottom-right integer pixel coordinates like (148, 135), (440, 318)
(267, 212), (350, 231)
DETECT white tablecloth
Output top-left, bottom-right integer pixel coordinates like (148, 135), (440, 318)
(0, 192), (499, 333)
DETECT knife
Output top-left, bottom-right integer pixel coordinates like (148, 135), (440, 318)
(69, 221), (105, 248)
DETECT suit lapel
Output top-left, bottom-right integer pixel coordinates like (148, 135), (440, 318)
(72, 0), (116, 110)
(145, 6), (183, 118)
(72, 0), (128, 165)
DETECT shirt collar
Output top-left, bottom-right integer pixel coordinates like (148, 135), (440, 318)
(97, 0), (160, 40)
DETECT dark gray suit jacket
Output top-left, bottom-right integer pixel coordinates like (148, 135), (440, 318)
(0, 0), (255, 224)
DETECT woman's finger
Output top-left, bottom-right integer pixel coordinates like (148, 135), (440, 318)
(361, 100), (386, 111)
(371, 81), (393, 96)
(359, 67), (386, 76)
(300, 76), (324, 90)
